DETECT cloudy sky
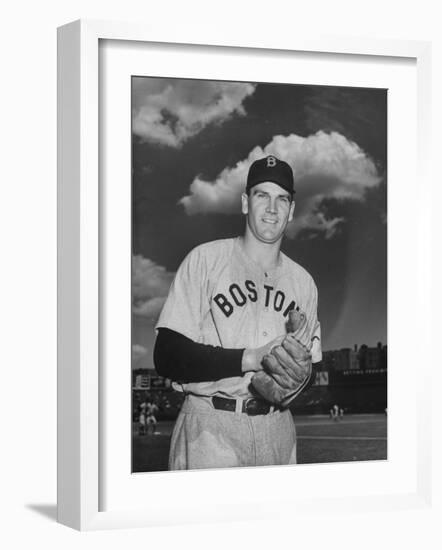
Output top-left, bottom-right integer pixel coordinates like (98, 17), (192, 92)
(131, 77), (387, 370)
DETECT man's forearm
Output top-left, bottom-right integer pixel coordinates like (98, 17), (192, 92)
(154, 328), (245, 383)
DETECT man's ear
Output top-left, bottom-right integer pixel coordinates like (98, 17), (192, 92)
(288, 200), (295, 222)
(241, 193), (249, 215)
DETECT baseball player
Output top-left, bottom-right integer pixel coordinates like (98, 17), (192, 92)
(154, 155), (322, 470)
(138, 400), (147, 436)
(145, 400), (158, 435)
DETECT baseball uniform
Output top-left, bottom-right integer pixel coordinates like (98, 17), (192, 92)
(156, 236), (321, 470)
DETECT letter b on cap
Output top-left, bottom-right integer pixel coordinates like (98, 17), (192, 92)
(266, 156), (277, 167)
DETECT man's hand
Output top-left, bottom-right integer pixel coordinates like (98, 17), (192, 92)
(265, 337), (311, 385)
(250, 309), (313, 406)
(241, 335), (284, 373)
(251, 335), (312, 405)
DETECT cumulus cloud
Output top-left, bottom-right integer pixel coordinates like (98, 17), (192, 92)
(179, 131), (381, 238)
(132, 344), (148, 360)
(132, 256), (175, 319)
(133, 296), (168, 318)
(132, 344), (148, 370)
(132, 78), (256, 147)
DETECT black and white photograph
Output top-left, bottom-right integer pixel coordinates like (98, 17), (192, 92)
(131, 76), (387, 473)
(4, 0), (436, 541)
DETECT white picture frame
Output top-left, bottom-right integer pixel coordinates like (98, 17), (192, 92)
(57, 19), (432, 531)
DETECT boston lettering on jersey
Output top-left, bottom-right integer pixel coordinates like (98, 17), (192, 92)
(213, 279), (300, 318)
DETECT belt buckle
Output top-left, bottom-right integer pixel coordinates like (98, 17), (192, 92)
(244, 397), (263, 415)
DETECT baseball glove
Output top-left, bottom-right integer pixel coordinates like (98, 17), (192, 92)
(251, 309), (312, 407)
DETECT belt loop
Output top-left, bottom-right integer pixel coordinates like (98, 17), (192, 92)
(235, 398), (242, 413)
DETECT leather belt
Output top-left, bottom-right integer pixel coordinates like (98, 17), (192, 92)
(211, 396), (280, 416)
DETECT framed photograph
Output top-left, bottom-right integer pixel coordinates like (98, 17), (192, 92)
(57, 19), (432, 530)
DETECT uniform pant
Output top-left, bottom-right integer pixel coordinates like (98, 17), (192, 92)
(168, 394), (297, 470)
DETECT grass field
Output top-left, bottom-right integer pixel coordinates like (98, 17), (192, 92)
(132, 413), (387, 472)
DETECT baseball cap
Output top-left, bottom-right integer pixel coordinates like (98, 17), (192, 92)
(246, 155), (295, 195)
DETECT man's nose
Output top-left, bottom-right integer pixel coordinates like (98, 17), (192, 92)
(266, 197), (277, 213)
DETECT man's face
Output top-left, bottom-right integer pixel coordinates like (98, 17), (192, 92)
(241, 181), (295, 244)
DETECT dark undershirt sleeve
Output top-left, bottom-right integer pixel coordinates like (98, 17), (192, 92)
(153, 328), (244, 383)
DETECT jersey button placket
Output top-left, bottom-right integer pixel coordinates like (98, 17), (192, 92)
(262, 274), (272, 340)
(263, 268), (269, 334)
(255, 273), (266, 345)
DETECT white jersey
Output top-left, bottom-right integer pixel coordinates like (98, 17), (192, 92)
(156, 237), (322, 399)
